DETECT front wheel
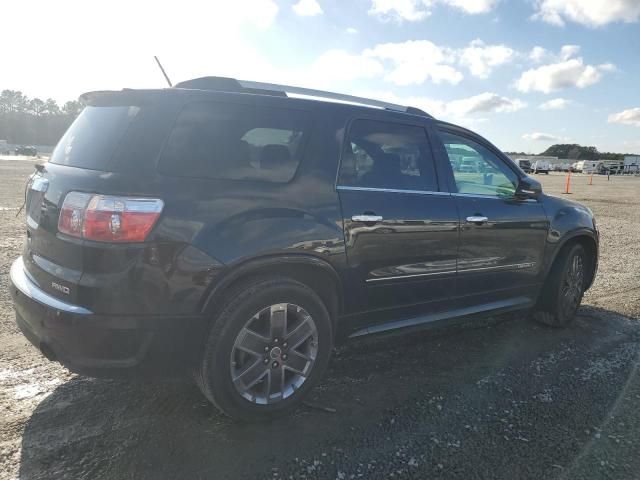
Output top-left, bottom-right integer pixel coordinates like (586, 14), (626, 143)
(196, 277), (333, 421)
(534, 244), (587, 327)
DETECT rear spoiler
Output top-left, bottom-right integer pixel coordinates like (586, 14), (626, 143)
(79, 89), (170, 107)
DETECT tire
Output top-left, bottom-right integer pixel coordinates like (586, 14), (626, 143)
(534, 243), (587, 327)
(196, 277), (333, 421)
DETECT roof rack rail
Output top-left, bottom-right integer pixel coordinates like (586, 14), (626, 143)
(172, 76), (433, 118)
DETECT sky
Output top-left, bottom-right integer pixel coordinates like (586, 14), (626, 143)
(2, 0), (640, 153)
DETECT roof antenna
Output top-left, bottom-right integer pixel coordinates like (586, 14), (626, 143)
(154, 56), (173, 87)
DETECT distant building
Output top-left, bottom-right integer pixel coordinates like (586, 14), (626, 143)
(624, 155), (640, 173)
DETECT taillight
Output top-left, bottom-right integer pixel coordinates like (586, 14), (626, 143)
(58, 192), (163, 243)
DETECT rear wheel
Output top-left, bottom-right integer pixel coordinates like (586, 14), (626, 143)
(196, 277), (333, 421)
(534, 243), (587, 327)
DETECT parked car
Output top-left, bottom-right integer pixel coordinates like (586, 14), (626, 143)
(15, 145), (38, 156)
(598, 162), (623, 175)
(459, 157), (479, 173)
(532, 159), (550, 174)
(9, 77), (599, 421)
(514, 158), (532, 173)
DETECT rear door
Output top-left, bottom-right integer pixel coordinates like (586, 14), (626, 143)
(433, 126), (548, 303)
(337, 117), (459, 316)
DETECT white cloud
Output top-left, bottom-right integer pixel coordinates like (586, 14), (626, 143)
(529, 44), (580, 64)
(364, 40), (463, 86)
(516, 46), (615, 94)
(458, 39), (515, 78)
(346, 27), (359, 34)
(559, 45), (580, 60)
(1, 0), (282, 101)
(292, 0), (323, 16)
(308, 50), (384, 84)
(448, 92), (526, 116)
(533, 0), (640, 27)
(363, 91), (525, 121)
(441, 0), (500, 14)
(360, 38), (515, 86)
(369, 0), (432, 21)
(529, 46), (549, 63)
(539, 98), (571, 110)
(523, 132), (560, 141)
(608, 108), (640, 127)
(368, 0), (498, 21)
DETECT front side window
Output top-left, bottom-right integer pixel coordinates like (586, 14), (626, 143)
(438, 130), (518, 198)
(338, 119), (437, 192)
(158, 101), (310, 183)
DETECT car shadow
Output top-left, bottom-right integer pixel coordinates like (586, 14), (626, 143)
(19, 305), (640, 479)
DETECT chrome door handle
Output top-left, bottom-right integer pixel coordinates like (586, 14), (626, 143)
(352, 214), (383, 223)
(466, 215), (488, 224)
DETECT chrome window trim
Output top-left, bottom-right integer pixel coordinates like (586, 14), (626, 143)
(337, 185), (450, 196)
(451, 192), (537, 202)
(10, 257), (92, 315)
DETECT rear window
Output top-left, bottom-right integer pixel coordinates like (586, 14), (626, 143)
(158, 101), (311, 183)
(50, 106), (139, 170)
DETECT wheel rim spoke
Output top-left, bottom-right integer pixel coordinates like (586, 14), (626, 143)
(267, 366), (285, 399)
(233, 359), (268, 391)
(236, 328), (270, 356)
(285, 316), (314, 349)
(284, 350), (311, 375)
(270, 304), (287, 340)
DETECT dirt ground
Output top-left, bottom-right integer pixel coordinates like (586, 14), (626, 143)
(1, 162), (639, 480)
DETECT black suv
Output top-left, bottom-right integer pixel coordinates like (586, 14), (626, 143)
(10, 77), (598, 421)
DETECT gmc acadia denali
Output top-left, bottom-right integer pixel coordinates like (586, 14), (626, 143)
(10, 77), (598, 420)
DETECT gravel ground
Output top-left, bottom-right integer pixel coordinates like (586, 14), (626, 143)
(1, 163), (639, 480)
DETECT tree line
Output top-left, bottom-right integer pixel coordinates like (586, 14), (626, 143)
(506, 144), (633, 160)
(0, 90), (83, 147)
(540, 144), (632, 161)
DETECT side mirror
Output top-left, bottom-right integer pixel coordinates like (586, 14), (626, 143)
(515, 176), (542, 200)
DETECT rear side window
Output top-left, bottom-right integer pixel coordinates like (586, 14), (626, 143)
(338, 119), (438, 192)
(50, 106), (140, 170)
(158, 101), (311, 183)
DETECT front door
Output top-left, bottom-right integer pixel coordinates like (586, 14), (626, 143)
(337, 118), (459, 316)
(434, 127), (549, 303)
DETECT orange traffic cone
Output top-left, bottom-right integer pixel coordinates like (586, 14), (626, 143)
(563, 170), (572, 194)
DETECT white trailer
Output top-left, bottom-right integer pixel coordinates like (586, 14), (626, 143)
(532, 159), (551, 174)
(624, 155), (640, 174)
(573, 160), (600, 173)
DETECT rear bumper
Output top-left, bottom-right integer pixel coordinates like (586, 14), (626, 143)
(9, 257), (206, 377)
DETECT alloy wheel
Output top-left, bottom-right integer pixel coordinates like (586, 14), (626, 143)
(561, 253), (584, 318)
(230, 303), (318, 404)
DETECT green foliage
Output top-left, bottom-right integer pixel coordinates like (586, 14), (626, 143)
(0, 90), (82, 146)
(599, 152), (627, 160)
(540, 144), (598, 160)
(540, 144), (634, 160)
